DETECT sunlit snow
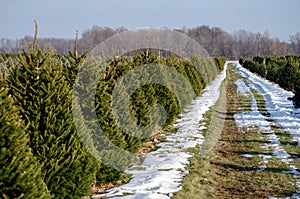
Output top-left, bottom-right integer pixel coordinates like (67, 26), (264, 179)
(93, 61), (300, 198)
(232, 61), (300, 198)
(92, 64), (227, 198)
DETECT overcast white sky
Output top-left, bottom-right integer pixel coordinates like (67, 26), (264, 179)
(1, 0), (299, 41)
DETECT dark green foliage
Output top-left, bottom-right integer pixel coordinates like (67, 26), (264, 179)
(240, 55), (300, 107)
(6, 23), (97, 198)
(239, 57), (245, 65)
(191, 56), (219, 84)
(177, 57), (206, 94)
(242, 59), (266, 77)
(0, 83), (51, 199)
(1, 24), (225, 196)
(94, 51), (220, 157)
(64, 31), (88, 85)
(130, 83), (180, 128)
(95, 164), (124, 185)
(214, 57), (226, 71)
(266, 62), (280, 83)
(253, 56), (265, 64)
(293, 86), (300, 107)
(277, 57), (298, 89)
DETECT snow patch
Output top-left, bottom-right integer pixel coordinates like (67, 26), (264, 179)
(230, 61), (300, 197)
(236, 62), (300, 146)
(93, 64), (228, 198)
(235, 79), (251, 97)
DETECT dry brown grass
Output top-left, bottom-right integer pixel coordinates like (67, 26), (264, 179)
(175, 64), (298, 199)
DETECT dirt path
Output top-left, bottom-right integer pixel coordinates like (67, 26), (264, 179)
(175, 62), (299, 199)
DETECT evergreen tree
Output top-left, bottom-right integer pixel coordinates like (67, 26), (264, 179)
(6, 21), (96, 198)
(0, 82), (51, 199)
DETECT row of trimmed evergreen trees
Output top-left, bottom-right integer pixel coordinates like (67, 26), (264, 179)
(1, 23), (226, 198)
(239, 55), (300, 107)
(1, 23), (99, 198)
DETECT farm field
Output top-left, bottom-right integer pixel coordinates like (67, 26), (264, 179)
(176, 62), (300, 199)
(93, 62), (300, 198)
(92, 59), (227, 199)
(0, 29), (299, 199)
(2, 1), (300, 198)
(0, 32), (226, 198)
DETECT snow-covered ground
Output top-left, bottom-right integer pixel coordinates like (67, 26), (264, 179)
(93, 61), (299, 198)
(92, 64), (228, 199)
(234, 62), (300, 145)
(231, 61), (300, 198)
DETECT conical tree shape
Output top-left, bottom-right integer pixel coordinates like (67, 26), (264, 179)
(6, 21), (97, 198)
(0, 82), (51, 199)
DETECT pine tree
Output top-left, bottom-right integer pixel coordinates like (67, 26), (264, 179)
(0, 82), (51, 199)
(7, 21), (96, 198)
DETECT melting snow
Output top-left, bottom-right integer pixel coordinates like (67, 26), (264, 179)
(231, 61), (300, 198)
(235, 78), (251, 97)
(236, 62), (300, 146)
(93, 61), (300, 198)
(92, 64), (228, 198)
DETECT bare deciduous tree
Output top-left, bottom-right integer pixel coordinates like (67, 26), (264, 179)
(0, 25), (298, 58)
(289, 32), (300, 55)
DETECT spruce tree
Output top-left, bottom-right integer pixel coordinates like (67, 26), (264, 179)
(7, 21), (96, 198)
(0, 82), (51, 199)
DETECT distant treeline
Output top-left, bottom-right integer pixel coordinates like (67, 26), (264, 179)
(1, 25), (300, 59)
(239, 55), (300, 107)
